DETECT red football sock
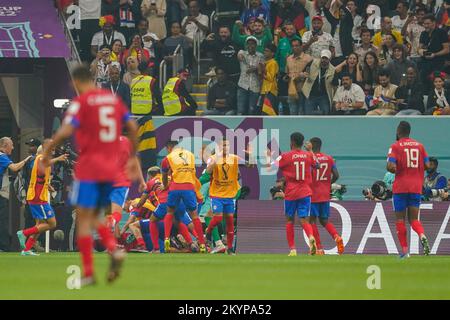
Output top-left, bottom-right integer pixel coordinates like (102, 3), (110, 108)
(325, 222), (339, 239)
(77, 236), (94, 277)
(225, 215), (234, 250)
(396, 221), (408, 254)
(302, 222), (314, 239)
(97, 224), (117, 253)
(178, 223), (193, 244)
(24, 236), (36, 251)
(149, 221), (160, 250)
(192, 218), (205, 245)
(136, 237), (145, 247)
(23, 226), (39, 237)
(311, 224), (323, 250)
(111, 211), (122, 224)
(206, 215), (223, 234)
(411, 220), (425, 238)
(164, 214), (174, 239)
(190, 228), (198, 239)
(286, 223), (295, 250)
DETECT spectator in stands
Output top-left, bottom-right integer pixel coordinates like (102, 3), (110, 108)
(241, 0), (270, 27)
(349, 1), (364, 45)
(354, 28), (379, 65)
(137, 18), (160, 60)
(402, 6), (426, 62)
(332, 72), (367, 115)
(361, 51), (380, 95)
(130, 62), (162, 115)
(214, 0), (242, 33)
(423, 157), (448, 201)
(372, 17), (403, 49)
(261, 44), (279, 100)
(285, 38), (313, 115)
(338, 0), (360, 58)
(162, 68), (198, 116)
(395, 66), (425, 115)
(205, 67), (237, 115)
(377, 33), (397, 66)
(166, 0), (187, 29)
(300, 0), (337, 35)
(116, 0), (142, 41)
(392, 1), (409, 33)
(163, 22), (193, 68)
(427, 72), (450, 115)
(79, 0), (101, 62)
(121, 33), (151, 65)
(232, 18), (273, 54)
(418, 14), (450, 91)
(141, 0), (167, 40)
(333, 52), (362, 86)
(203, 26), (240, 81)
(104, 64), (131, 109)
(123, 55), (141, 85)
(302, 16), (334, 59)
(301, 49), (336, 115)
(386, 44), (416, 86)
(90, 44), (114, 87)
(366, 69), (398, 116)
(236, 37), (265, 115)
(110, 39), (124, 63)
(274, 0), (310, 36)
(91, 15), (126, 58)
(181, 0), (209, 42)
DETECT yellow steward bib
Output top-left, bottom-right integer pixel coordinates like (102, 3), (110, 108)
(162, 77), (183, 116)
(26, 155), (51, 202)
(166, 148), (196, 185)
(131, 75), (154, 115)
(209, 154), (240, 198)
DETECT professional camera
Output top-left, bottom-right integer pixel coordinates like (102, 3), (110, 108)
(363, 181), (392, 200)
(430, 187), (449, 198)
(54, 142), (77, 171)
(331, 184), (347, 201)
(238, 186), (251, 200)
(270, 178), (285, 200)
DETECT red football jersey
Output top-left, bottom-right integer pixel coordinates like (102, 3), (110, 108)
(146, 176), (168, 204)
(114, 136), (133, 187)
(311, 152), (336, 203)
(64, 88), (130, 182)
(276, 150), (315, 200)
(387, 137), (429, 194)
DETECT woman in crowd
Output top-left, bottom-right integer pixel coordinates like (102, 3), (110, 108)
(333, 52), (363, 86)
(122, 55), (141, 86)
(110, 39), (124, 64)
(361, 51), (380, 96)
(121, 34), (151, 66)
(378, 33), (397, 66)
(427, 72), (450, 115)
(141, 0), (167, 40)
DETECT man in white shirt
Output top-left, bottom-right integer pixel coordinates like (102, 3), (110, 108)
(90, 15), (127, 58)
(332, 73), (367, 115)
(391, 1), (409, 33)
(302, 15), (334, 59)
(181, 0), (209, 42)
(79, 0), (101, 61)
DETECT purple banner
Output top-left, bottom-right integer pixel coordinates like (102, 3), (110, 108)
(237, 201), (450, 255)
(0, 1), (70, 58)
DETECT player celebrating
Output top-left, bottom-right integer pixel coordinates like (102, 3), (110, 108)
(306, 137), (344, 255)
(17, 139), (67, 255)
(387, 121), (431, 258)
(205, 138), (239, 255)
(41, 65), (140, 285)
(267, 132), (317, 256)
(161, 140), (207, 253)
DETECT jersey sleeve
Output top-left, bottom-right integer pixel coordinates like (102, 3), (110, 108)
(161, 157), (170, 173)
(63, 100), (82, 128)
(387, 144), (397, 163)
(422, 145), (429, 164)
(330, 157), (336, 169)
(119, 99), (131, 124)
(272, 154), (283, 169)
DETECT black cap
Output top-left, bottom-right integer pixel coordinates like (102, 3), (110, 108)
(25, 138), (41, 147)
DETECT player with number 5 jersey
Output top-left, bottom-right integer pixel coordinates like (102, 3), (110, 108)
(41, 65), (140, 286)
(271, 132), (318, 256)
(387, 121), (431, 258)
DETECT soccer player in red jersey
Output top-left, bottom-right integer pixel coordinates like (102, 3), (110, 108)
(306, 137), (344, 255)
(41, 65), (140, 285)
(387, 121), (431, 258)
(269, 132), (318, 256)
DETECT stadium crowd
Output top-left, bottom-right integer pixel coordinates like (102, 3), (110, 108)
(57, 0), (450, 116)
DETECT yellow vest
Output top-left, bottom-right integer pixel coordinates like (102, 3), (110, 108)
(166, 148), (196, 185)
(131, 75), (154, 115)
(26, 155), (51, 203)
(209, 154), (240, 198)
(162, 77), (183, 116)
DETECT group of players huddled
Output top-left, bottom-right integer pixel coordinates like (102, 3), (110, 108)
(14, 64), (432, 286)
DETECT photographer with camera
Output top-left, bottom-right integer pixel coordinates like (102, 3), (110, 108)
(270, 177), (285, 200)
(0, 137), (32, 252)
(363, 171), (394, 201)
(423, 157), (448, 202)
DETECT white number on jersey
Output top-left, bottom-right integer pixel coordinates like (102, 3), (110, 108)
(316, 163), (329, 181)
(294, 161), (305, 181)
(99, 106), (117, 142)
(404, 148), (419, 168)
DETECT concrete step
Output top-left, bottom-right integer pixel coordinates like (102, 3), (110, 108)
(192, 84), (208, 94)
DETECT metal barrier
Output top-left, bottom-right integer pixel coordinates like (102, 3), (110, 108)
(193, 31), (202, 82)
(160, 44), (182, 92)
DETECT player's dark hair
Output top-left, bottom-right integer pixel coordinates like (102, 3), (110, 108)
(71, 64), (93, 83)
(310, 137), (322, 152)
(397, 121), (411, 137)
(290, 132), (304, 148)
(165, 140), (179, 148)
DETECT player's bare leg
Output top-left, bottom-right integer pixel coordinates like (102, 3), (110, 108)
(129, 221), (148, 252)
(310, 216), (324, 255)
(319, 217), (344, 255)
(285, 216), (297, 256)
(188, 209), (206, 253)
(395, 211), (410, 258)
(108, 202), (123, 238)
(407, 207), (430, 255)
(19, 218), (57, 255)
(300, 217), (316, 255)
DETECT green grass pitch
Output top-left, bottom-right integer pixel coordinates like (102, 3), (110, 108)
(1, 253), (450, 299)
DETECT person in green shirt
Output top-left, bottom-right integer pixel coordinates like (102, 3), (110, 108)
(232, 17), (273, 53)
(275, 21), (302, 76)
